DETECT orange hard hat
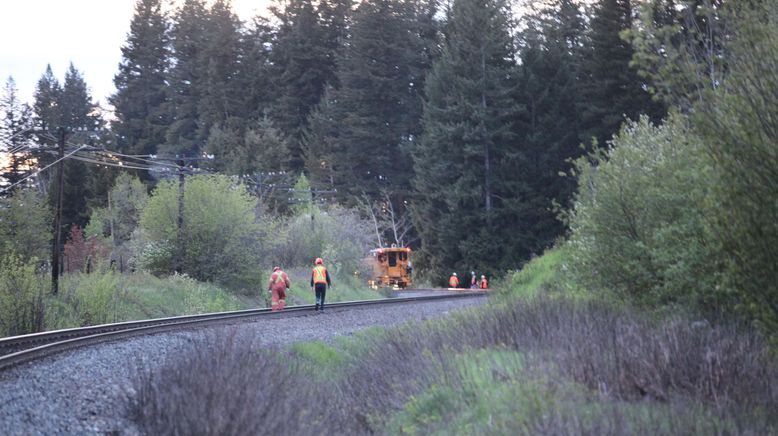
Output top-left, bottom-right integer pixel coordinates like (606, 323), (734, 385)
(315, 258), (323, 265)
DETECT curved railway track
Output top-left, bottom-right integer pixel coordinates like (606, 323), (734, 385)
(0, 289), (487, 372)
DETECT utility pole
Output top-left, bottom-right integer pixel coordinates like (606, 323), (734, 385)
(51, 127), (66, 295)
(176, 161), (186, 274)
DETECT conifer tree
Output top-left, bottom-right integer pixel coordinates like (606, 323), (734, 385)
(0, 77), (36, 192)
(512, 0), (587, 246)
(578, 0), (664, 146)
(269, 0), (345, 172)
(197, 0), (244, 141)
(164, 0), (209, 156)
(111, 0), (170, 156)
(307, 0), (438, 206)
(411, 0), (520, 278)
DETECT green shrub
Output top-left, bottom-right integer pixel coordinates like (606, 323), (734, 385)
(691, 2), (778, 339)
(0, 254), (45, 336)
(139, 175), (262, 291)
(46, 269), (120, 328)
(563, 115), (727, 312)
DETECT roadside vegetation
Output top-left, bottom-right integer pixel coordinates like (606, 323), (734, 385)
(132, 251), (778, 435)
(0, 172), (380, 336)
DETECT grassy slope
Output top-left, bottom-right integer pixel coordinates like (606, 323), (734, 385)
(43, 271), (251, 330)
(285, 248), (776, 435)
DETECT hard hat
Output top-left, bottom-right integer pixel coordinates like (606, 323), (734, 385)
(481, 275), (485, 279)
(471, 271), (475, 275)
(452, 272), (457, 276)
(315, 258), (323, 265)
(273, 266), (280, 272)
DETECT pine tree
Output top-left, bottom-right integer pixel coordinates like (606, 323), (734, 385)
(511, 0), (587, 248)
(164, 0), (209, 156)
(269, 0), (344, 172)
(111, 0), (170, 156)
(56, 64), (102, 234)
(411, 0), (520, 278)
(307, 0), (437, 204)
(32, 65), (61, 132)
(0, 77), (36, 192)
(197, 0), (244, 141)
(578, 0), (664, 146)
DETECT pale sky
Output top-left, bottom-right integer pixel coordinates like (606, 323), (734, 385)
(0, 0), (271, 108)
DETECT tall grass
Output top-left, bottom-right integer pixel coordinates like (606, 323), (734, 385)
(132, 296), (778, 435)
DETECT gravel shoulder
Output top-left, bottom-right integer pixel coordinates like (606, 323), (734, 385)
(0, 297), (485, 435)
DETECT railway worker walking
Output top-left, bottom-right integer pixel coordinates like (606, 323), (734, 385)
(449, 272), (459, 288)
(311, 257), (332, 312)
(480, 275), (489, 290)
(268, 266), (291, 311)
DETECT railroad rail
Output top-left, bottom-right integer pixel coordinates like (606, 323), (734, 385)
(0, 289), (487, 372)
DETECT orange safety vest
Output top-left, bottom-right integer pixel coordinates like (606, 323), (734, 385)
(449, 275), (459, 287)
(313, 265), (328, 284)
(480, 278), (488, 289)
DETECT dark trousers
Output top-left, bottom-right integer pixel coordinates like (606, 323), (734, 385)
(314, 283), (327, 310)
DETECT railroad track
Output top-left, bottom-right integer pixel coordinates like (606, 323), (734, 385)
(0, 289), (486, 372)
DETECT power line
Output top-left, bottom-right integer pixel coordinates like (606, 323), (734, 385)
(0, 145), (87, 195)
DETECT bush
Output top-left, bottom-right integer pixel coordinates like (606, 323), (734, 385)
(563, 115), (727, 313)
(139, 175), (262, 291)
(691, 2), (778, 339)
(0, 254), (45, 336)
(0, 188), (51, 263)
(270, 206), (375, 279)
(45, 269), (120, 328)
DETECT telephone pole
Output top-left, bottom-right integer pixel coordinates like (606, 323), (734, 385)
(51, 127), (66, 295)
(176, 161), (186, 274)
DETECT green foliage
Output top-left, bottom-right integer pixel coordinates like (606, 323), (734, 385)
(273, 206), (374, 277)
(411, 0), (523, 279)
(291, 341), (346, 377)
(46, 269), (120, 328)
(0, 187), (51, 262)
(564, 115), (726, 312)
(578, 0), (665, 146)
(110, 0), (170, 156)
(305, 0), (434, 202)
(86, 172), (149, 243)
(691, 2), (778, 338)
(139, 174), (261, 290)
(44, 271), (247, 331)
(0, 254), (45, 336)
(502, 248), (566, 299)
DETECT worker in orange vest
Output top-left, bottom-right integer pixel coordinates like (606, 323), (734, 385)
(479, 275), (488, 289)
(268, 266), (291, 311)
(449, 272), (459, 288)
(310, 257), (332, 312)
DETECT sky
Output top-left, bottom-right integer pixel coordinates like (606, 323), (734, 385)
(0, 0), (271, 108)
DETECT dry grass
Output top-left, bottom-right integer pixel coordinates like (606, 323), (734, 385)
(132, 297), (778, 435)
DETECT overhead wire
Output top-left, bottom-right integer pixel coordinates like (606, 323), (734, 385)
(0, 145), (88, 195)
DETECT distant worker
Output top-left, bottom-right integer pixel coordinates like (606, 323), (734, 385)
(449, 272), (459, 288)
(268, 266), (291, 311)
(470, 271), (478, 289)
(480, 275), (488, 290)
(407, 260), (413, 279)
(311, 257), (332, 312)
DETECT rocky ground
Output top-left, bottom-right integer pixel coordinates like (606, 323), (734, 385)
(0, 297), (485, 435)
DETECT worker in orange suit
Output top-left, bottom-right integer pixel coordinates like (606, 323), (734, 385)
(310, 257), (332, 312)
(479, 275), (489, 290)
(268, 266), (291, 311)
(449, 272), (459, 288)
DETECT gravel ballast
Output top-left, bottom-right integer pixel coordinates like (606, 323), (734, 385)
(0, 297), (485, 435)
